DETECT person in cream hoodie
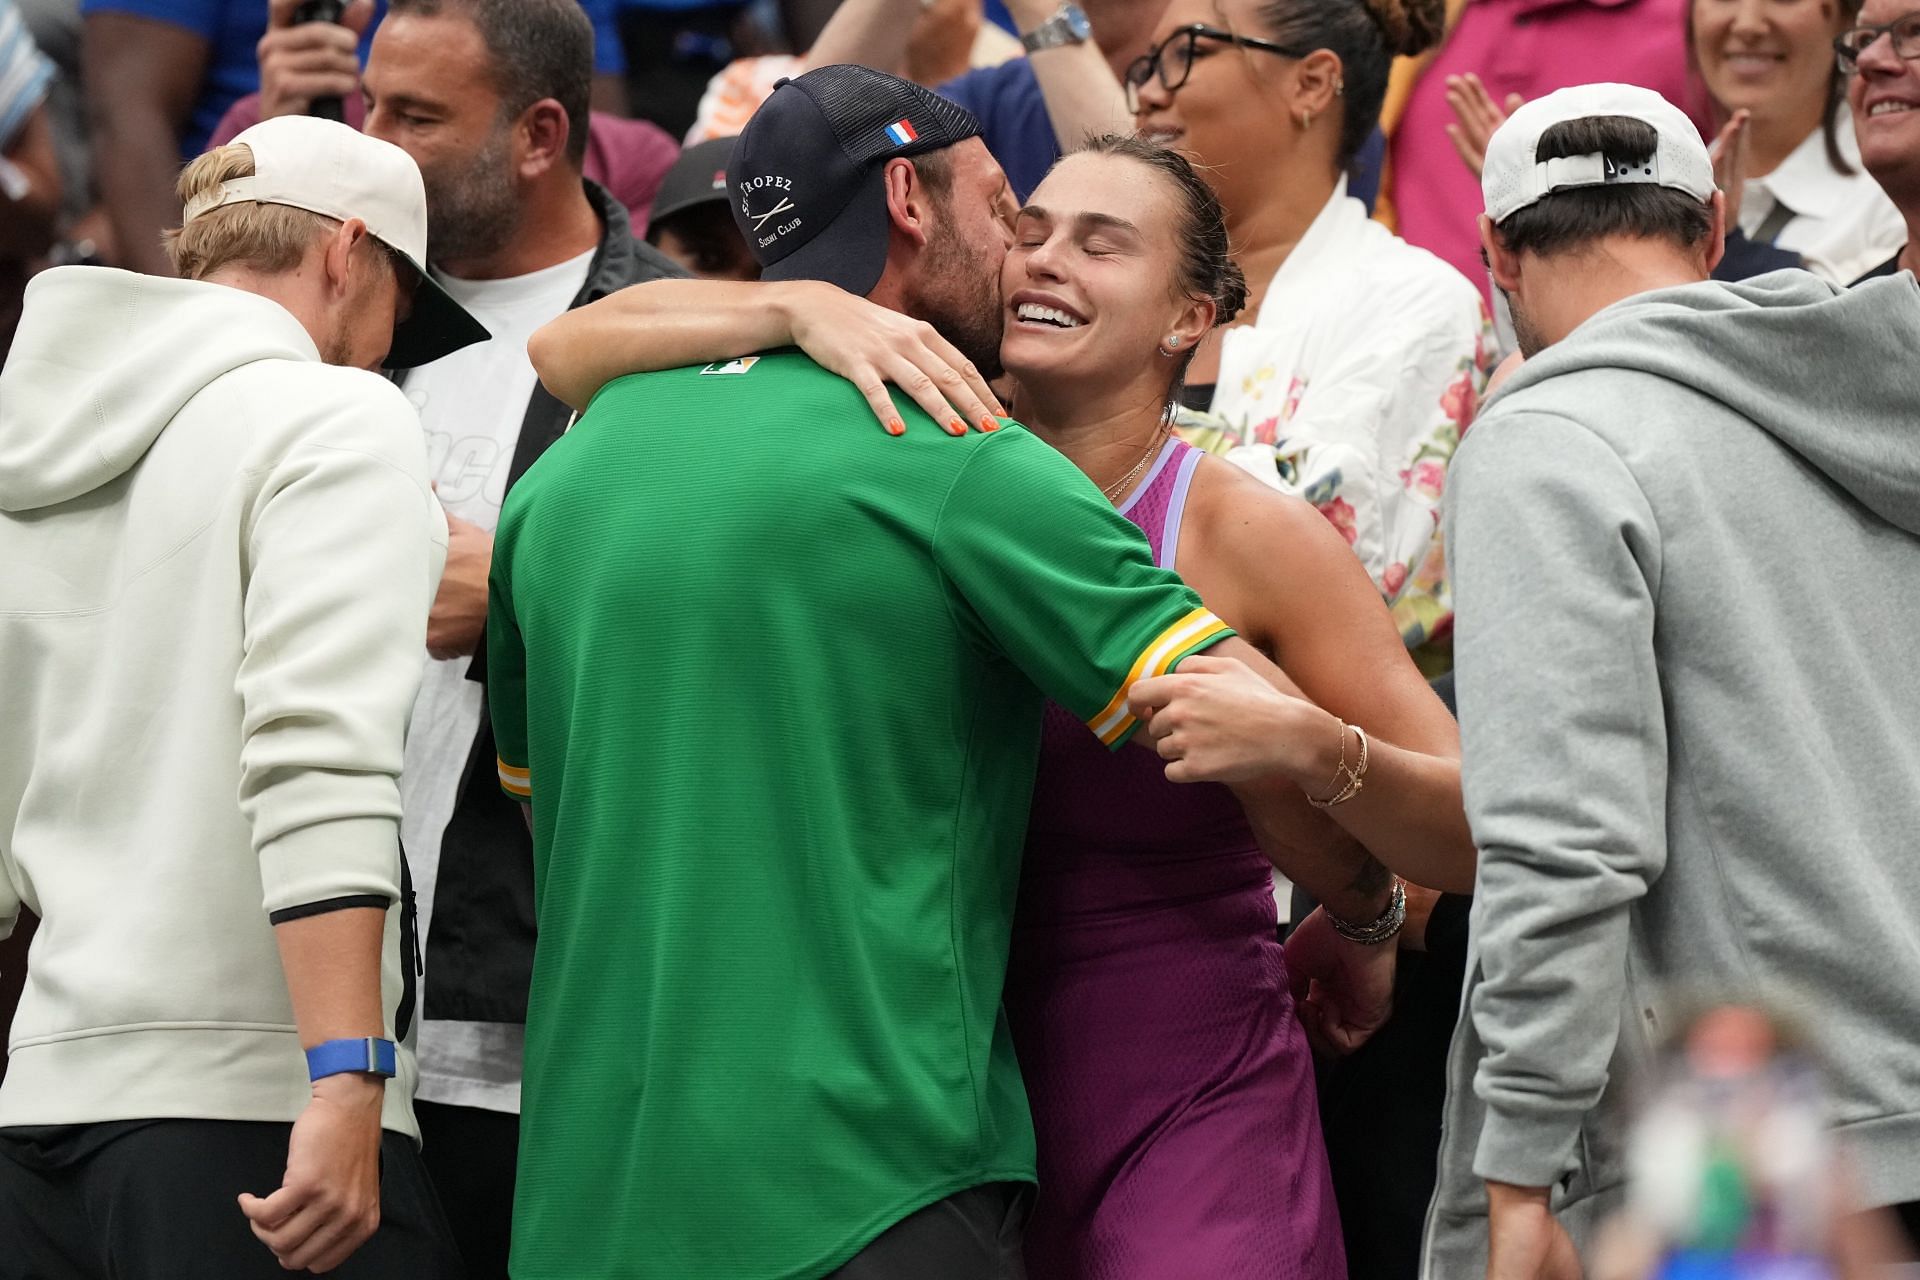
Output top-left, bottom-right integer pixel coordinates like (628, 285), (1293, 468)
(0, 115), (484, 1279)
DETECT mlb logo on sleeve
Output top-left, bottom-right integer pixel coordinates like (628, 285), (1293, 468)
(884, 119), (919, 147)
(701, 357), (762, 376)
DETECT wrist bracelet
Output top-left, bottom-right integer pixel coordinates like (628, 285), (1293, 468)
(1326, 878), (1405, 945)
(305, 1036), (397, 1083)
(1309, 723), (1369, 808)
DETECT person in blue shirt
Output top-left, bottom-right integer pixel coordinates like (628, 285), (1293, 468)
(806, 0), (1382, 206)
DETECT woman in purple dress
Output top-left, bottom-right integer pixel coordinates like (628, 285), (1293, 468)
(529, 138), (1474, 1277)
(989, 138), (1469, 1279)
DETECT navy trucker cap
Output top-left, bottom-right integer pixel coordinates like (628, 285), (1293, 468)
(727, 64), (982, 297)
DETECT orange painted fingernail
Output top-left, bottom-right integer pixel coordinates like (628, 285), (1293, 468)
(980, 416), (1000, 432)
(886, 418), (905, 436)
(947, 419), (967, 436)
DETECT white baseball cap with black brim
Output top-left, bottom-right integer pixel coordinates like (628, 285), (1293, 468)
(182, 114), (490, 369)
(1482, 82), (1717, 226)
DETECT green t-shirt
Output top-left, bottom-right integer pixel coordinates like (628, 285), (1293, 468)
(488, 353), (1232, 1279)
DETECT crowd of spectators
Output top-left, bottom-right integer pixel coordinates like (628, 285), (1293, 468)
(2, 0), (1919, 1277)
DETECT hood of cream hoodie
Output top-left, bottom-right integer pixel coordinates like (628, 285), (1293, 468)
(0, 267), (327, 511)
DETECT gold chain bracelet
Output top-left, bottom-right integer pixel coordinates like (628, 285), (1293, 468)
(1309, 724), (1369, 809)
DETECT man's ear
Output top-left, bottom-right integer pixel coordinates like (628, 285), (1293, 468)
(515, 98), (572, 180)
(882, 156), (935, 249)
(1479, 214), (1523, 292)
(323, 217), (370, 298)
(1702, 189), (1728, 276)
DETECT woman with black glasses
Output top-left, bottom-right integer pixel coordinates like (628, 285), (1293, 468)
(1131, 0), (1492, 681)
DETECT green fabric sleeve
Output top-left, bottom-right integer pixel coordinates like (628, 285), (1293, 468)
(932, 428), (1233, 749)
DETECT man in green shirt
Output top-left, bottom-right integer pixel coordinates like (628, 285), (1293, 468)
(489, 67), (1249, 1278)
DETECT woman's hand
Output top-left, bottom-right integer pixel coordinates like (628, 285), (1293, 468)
(783, 282), (1007, 436)
(1127, 654), (1326, 785)
(1708, 108), (1751, 230)
(1444, 74), (1526, 179)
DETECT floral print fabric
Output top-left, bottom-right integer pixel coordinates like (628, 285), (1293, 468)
(1175, 181), (1498, 674)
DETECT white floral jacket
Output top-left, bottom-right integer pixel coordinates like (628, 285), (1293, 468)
(1176, 180), (1497, 673)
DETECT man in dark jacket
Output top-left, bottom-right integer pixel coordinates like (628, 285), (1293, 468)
(357, 2), (683, 1276)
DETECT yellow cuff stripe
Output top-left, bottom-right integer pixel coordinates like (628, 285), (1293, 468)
(498, 757), (531, 798)
(1088, 607), (1231, 746)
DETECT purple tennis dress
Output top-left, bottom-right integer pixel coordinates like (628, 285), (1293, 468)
(1003, 437), (1347, 1279)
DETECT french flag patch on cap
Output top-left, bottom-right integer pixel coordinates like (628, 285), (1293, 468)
(884, 118), (919, 146)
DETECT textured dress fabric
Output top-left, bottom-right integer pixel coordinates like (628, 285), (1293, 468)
(1004, 438), (1347, 1279)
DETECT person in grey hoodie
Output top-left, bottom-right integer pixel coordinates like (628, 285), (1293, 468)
(1424, 83), (1920, 1278)
(0, 116), (483, 1279)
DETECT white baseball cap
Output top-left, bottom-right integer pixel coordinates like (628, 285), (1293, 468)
(183, 114), (489, 369)
(1482, 83), (1716, 226)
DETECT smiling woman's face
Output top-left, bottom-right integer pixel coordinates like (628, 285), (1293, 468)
(1691, 0), (1849, 119)
(998, 151), (1199, 394)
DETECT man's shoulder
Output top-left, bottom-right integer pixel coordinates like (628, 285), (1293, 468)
(582, 179), (690, 293)
(214, 361), (424, 469)
(586, 350), (929, 425)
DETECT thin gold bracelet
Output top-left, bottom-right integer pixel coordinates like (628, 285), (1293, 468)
(1312, 718), (1350, 803)
(1310, 725), (1369, 809)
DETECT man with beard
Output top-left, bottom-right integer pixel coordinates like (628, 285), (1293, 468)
(492, 66), (1282, 1278)
(357, 2), (682, 1276)
(1421, 83), (1920, 1277)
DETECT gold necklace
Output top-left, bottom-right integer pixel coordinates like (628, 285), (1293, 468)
(1101, 427), (1170, 503)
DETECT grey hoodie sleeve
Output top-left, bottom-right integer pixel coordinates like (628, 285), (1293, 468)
(1447, 408), (1669, 1188)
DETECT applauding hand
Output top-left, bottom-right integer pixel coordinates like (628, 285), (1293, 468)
(1444, 74), (1526, 178)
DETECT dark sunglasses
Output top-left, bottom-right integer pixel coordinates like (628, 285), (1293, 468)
(1124, 24), (1312, 114)
(1835, 11), (1920, 74)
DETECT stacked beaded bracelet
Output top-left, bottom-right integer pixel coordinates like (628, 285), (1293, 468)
(1328, 879), (1406, 946)
(1309, 722), (1369, 809)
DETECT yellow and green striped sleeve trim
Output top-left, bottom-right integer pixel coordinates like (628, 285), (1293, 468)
(1087, 607), (1234, 747)
(498, 757), (531, 799)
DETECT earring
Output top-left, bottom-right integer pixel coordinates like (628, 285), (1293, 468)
(1298, 110), (1313, 130)
(1159, 335), (1182, 357)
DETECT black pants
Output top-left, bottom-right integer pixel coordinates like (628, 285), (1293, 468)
(0, 1118), (464, 1280)
(415, 1100), (518, 1280)
(829, 1182), (1030, 1278)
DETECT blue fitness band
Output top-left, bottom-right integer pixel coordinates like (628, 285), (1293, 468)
(305, 1036), (398, 1082)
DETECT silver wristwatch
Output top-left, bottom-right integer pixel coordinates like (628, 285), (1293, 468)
(1021, 1), (1092, 53)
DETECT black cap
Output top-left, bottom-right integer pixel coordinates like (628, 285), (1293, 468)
(726, 64), (981, 297)
(649, 137), (738, 226)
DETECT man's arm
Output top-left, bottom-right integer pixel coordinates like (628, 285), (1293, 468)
(804, 0), (914, 76)
(229, 383), (444, 1273)
(239, 907), (388, 1274)
(999, 0), (1131, 152)
(1447, 412), (1668, 1276)
(82, 11), (209, 275)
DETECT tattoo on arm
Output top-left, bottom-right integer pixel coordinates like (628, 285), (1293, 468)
(1348, 854), (1392, 902)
